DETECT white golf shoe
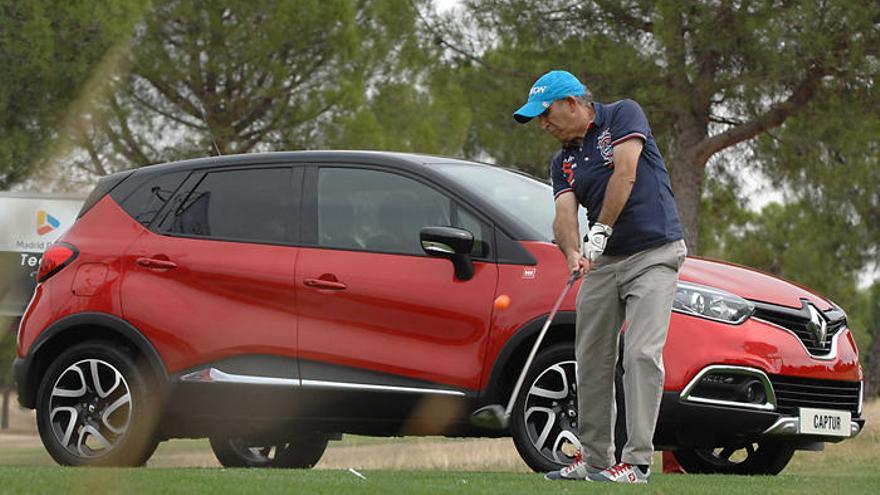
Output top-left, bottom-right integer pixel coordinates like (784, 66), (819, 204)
(586, 462), (650, 483)
(544, 451), (598, 481)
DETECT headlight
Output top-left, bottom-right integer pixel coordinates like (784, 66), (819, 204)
(673, 281), (755, 325)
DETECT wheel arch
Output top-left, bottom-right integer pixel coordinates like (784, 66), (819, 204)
(481, 311), (576, 406)
(18, 312), (168, 408)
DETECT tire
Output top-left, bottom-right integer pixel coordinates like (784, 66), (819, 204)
(509, 342), (628, 473)
(35, 341), (160, 467)
(510, 343), (582, 473)
(672, 442), (795, 475)
(209, 434), (329, 468)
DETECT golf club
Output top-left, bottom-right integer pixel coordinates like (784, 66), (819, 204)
(470, 270), (582, 430)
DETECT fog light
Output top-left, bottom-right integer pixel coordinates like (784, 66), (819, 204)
(745, 380), (766, 404)
(681, 366), (776, 411)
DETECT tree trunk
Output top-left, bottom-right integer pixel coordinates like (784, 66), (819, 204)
(668, 150), (705, 256)
(866, 328), (880, 398)
(1, 388), (9, 430)
(667, 112), (710, 256)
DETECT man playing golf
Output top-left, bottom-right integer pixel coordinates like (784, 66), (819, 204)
(513, 70), (687, 483)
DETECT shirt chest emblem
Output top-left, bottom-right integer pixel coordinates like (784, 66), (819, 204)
(597, 128), (614, 167)
(562, 155), (577, 186)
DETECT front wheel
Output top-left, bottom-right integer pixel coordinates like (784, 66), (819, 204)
(509, 344), (582, 472)
(672, 442), (795, 475)
(209, 435), (329, 468)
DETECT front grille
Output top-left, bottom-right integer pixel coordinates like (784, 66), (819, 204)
(770, 375), (861, 416)
(752, 301), (846, 357)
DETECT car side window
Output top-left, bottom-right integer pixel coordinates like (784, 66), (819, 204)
(318, 168), (459, 255)
(454, 204), (491, 258)
(160, 167), (292, 243)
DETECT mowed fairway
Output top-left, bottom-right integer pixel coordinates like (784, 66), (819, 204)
(1, 399), (878, 494)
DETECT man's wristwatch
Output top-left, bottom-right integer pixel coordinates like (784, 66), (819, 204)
(584, 223), (613, 262)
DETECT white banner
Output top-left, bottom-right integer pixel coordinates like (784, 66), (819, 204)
(0, 195), (85, 253)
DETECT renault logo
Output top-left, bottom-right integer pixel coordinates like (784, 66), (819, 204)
(806, 304), (828, 347)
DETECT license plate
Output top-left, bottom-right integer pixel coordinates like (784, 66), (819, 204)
(799, 407), (851, 437)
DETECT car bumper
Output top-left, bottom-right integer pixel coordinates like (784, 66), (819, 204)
(12, 357), (33, 408)
(762, 415), (863, 440)
(657, 392), (777, 448)
(656, 391), (865, 449)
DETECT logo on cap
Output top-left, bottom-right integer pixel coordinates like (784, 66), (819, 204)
(529, 86), (547, 97)
(514, 70), (587, 123)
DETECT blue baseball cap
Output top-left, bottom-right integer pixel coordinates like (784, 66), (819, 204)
(513, 70), (586, 123)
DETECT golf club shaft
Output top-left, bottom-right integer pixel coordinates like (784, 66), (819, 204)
(503, 271), (580, 418)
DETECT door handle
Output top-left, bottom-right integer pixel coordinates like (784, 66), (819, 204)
(303, 278), (347, 290)
(136, 257), (178, 270)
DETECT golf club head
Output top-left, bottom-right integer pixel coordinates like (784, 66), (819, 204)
(469, 404), (509, 430)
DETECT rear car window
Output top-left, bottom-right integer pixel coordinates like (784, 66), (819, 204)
(80, 170), (134, 219)
(160, 167), (293, 243)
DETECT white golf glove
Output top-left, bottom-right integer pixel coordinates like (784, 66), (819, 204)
(585, 223), (613, 262)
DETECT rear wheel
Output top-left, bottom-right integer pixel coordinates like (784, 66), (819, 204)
(209, 435), (329, 468)
(35, 341), (159, 466)
(672, 442), (795, 475)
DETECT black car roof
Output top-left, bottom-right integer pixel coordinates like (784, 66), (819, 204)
(130, 150), (476, 173)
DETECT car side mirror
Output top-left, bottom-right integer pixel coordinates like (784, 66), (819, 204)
(420, 226), (475, 281)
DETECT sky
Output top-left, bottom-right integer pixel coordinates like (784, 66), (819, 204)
(434, 0), (461, 13)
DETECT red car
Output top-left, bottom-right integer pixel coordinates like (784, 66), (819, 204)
(13, 151), (864, 472)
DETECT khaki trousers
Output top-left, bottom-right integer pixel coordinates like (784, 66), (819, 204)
(575, 239), (687, 468)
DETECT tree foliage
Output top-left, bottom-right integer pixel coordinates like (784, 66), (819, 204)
(446, 0), (880, 253)
(73, 0), (433, 175)
(859, 283), (880, 396)
(756, 78), (880, 266)
(0, 0), (147, 189)
(325, 66), (472, 154)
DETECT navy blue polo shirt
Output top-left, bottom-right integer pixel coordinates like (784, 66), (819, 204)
(551, 99), (683, 256)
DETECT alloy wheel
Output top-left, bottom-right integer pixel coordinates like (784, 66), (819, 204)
(522, 359), (582, 465)
(695, 444), (759, 467)
(673, 440), (796, 475)
(48, 359), (132, 459)
(229, 440), (279, 464)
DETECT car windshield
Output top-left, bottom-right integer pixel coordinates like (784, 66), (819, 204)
(433, 162), (585, 242)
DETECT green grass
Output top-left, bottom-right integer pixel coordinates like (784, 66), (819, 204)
(0, 435), (465, 467)
(2, 401), (876, 493)
(0, 467), (878, 495)
(2, 433), (879, 493)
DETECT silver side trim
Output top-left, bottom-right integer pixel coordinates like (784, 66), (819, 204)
(680, 365), (777, 411)
(180, 368), (466, 397)
(421, 241), (455, 255)
(763, 417), (862, 439)
(301, 379), (467, 397)
(751, 318), (843, 361)
(180, 368), (299, 386)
